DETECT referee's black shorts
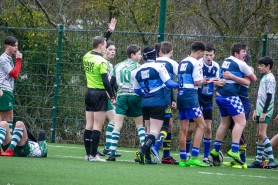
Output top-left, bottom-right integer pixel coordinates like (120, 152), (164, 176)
(85, 88), (108, 111)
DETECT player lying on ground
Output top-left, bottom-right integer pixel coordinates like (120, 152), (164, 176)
(0, 120), (47, 157)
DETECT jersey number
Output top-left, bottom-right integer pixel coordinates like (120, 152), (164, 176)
(120, 70), (131, 83)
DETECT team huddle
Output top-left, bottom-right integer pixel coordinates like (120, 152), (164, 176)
(82, 26), (278, 169)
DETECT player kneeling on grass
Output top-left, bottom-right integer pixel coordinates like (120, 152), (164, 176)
(0, 120), (47, 157)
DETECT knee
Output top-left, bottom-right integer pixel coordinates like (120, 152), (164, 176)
(257, 132), (265, 140)
(0, 121), (9, 128)
(205, 126), (212, 135)
(15, 121), (25, 129)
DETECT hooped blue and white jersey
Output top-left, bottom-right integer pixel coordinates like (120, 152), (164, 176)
(177, 56), (203, 109)
(134, 61), (171, 107)
(198, 58), (220, 108)
(217, 56), (252, 96)
(156, 57), (178, 80)
(177, 56), (203, 89)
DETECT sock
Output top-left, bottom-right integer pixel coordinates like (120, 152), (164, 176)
(262, 151), (268, 159)
(7, 121), (13, 134)
(180, 149), (187, 160)
(91, 130), (101, 157)
(186, 139), (192, 154)
(84, 129), (93, 156)
(255, 144), (264, 163)
(0, 126), (6, 146)
(231, 142), (239, 153)
(203, 137), (211, 159)
(163, 133), (171, 158)
(142, 134), (155, 153)
(9, 128), (24, 149)
(239, 144), (246, 162)
(213, 140), (222, 152)
(105, 123), (114, 150)
(153, 130), (167, 151)
(137, 126), (146, 146)
(191, 147), (200, 157)
(263, 137), (275, 162)
(110, 131), (120, 156)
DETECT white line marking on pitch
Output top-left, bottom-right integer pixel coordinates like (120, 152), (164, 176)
(54, 155), (134, 162)
(199, 172), (278, 179)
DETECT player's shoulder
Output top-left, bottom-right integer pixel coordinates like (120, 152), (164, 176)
(212, 60), (220, 68)
(266, 72), (276, 81)
(181, 56), (197, 64)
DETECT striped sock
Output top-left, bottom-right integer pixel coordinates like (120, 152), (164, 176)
(163, 133), (171, 158)
(0, 126), (7, 146)
(9, 128), (24, 149)
(110, 131), (120, 156)
(214, 140), (222, 152)
(203, 137), (212, 158)
(263, 137), (275, 162)
(105, 123), (114, 150)
(255, 144), (264, 163)
(191, 147), (200, 157)
(137, 126), (146, 146)
(186, 139), (192, 154)
(231, 142), (239, 153)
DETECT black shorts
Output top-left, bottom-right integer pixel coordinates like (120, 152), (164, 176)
(189, 108), (212, 122)
(85, 89), (108, 111)
(142, 106), (165, 121)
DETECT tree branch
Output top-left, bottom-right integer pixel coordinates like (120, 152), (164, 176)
(18, 0), (35, 27)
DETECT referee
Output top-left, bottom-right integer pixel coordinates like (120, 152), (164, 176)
(83, 36), (115, 162)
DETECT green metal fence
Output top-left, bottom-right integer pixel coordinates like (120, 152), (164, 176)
(1, 26), (278, 155)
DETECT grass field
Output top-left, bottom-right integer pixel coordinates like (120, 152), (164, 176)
(0, 143), (277, 185)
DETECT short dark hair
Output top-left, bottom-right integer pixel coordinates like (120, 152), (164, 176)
(160, 41), (172, 55)
(106, 41), (115, 49)
(92, 36), (105, 49)
(126, 44), (141, 58)
(191, 41), (205, 52)
(154, 43), (161, 57)
(231, 43), (246, 56)
(4, 36), (18, 46)
(258, 56), (273, 69)
(205, 43), (216, 54)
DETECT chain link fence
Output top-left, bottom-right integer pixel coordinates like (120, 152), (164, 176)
(1, 26), (278, 155)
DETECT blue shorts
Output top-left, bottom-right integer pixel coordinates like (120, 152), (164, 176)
(216, 95), (244, 117)
(230, 97), (251, 129)
(178, 107), (203, 121)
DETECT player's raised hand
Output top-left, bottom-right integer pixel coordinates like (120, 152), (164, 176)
(108, 18), (117, 32)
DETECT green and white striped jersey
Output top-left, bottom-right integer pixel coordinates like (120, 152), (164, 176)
(112, 59), (140, 96)
(256, 72), (276, 117)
